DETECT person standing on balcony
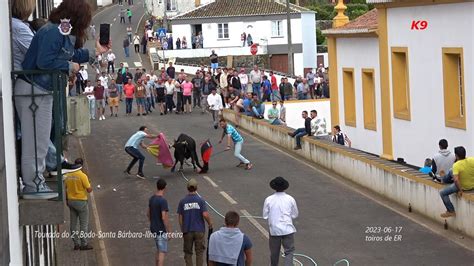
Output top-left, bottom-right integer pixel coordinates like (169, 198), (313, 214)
(19, 0), (110, 199)
(209, 50), (219, 75)
(64, 158), (93, 250)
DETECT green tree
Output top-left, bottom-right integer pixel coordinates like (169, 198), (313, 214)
(316, 28), (326, 45)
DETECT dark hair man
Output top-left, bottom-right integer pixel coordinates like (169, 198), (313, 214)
(288, 111), (312, 150)
(148, 179), (170, 266)
(124, 126), (156, 179)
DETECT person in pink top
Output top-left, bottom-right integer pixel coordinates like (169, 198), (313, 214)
(182, 76), (193, 114)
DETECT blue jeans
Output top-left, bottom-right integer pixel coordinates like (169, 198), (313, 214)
(252, 105), (265, 117)
(271, 90), (281, 101)
(252, 83), (261, 99)
(441, 169), (454, 184)
(46, 141), (64, 171)
(124, 47), (130, 57)
(271, 119), (283, 125)
(234, 141), (250, 164)
(125, 98), (133, 114)
(293, 128), (307, 147)
(297, 91), (307, 100)
(117, 84), (123, 97)
(125, 146), (145, 174)
(440, 183), (459, 213)
(88, 98), (96, 119)
(146, 97), (153, 112)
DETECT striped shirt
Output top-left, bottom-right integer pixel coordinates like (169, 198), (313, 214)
(226, 125), (243, 143)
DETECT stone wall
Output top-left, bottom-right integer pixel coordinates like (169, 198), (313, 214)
(176, 55), (270, 69)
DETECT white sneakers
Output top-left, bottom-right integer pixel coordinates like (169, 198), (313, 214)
(98, 115), (106, 121)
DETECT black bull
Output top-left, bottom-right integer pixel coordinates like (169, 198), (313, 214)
(171, 134), (203, 172)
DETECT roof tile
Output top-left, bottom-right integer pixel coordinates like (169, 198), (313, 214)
(172, 0), (310, 20)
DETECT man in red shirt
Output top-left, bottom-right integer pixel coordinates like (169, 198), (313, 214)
(270, 71), (280, 101)
(123, 79), (135, 115)
(94, 79), (106, 121)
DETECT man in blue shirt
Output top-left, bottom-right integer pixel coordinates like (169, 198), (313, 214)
(209, 211), (253, 266)
(177, 178), (213, 266)
(219, 119), (253, 170)
(147, 178), (170, 266)
(124, 126), (155, 179)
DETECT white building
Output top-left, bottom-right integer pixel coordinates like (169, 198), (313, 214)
(169, 0), (317, 76)
(323, 0), (473, 165)
(144, 0), (214, 19)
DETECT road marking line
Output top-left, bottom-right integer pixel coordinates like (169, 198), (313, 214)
(78, 139), (110, 266)
(219, 191), (237, 205)
(134, 61), (142, 67)
(203, 175), (218, 188)
(240, 209), (269, 239)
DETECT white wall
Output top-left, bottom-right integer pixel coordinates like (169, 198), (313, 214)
(293, 53), (304, 76)
(1, 0), (22, 263)
(336, 37), (383, 156)
(263, 100), (331, 130)
(146, 0), (214, 18)
(387, 3), (473, 165)
(301, 12), (317, 69)
(171, 24), (192, 46)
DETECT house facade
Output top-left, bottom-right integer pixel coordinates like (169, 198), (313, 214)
(169, 0), (317, 76)
(323, 0), (473, 165)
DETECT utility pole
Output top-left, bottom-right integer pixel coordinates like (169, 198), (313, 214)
(286, 0), (294, 75)
(163, 0), (168, 30)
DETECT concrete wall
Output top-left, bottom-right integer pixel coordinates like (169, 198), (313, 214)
(158, 44), (268, 59)
(336, 37), (383, 156)
(387, 3), (474, 165)
(222, 109), (474, 238)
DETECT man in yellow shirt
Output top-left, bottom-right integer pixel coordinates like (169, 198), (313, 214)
(64, 158), (93, 250)
(439, 146), (474, 218)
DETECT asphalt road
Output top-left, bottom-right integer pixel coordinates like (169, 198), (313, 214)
(81, 3), (474, 265)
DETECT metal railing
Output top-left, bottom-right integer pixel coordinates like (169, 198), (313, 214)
(11, 70), (67, 201)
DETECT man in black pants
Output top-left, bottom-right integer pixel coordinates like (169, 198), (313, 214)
(287, 111), (312, 150)
(124, 126), (156, 179)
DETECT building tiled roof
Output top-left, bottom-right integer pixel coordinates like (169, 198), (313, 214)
(323, 8), (378, 35)
(172, 0), (311, 20)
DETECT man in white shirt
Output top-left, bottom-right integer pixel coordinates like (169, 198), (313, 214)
(98, 72), (109, 102)
(238, 68), (249, 93)
(249, 65), (262, 99)
(310, 110), (329, 140)
(164, 77), (176, 114)
(83, 80), (96, 120)
(106, 51), (116, 73)
(78, 66), (89, 92)
(207, 88), (223, 129)
(263, 176), (298, 266)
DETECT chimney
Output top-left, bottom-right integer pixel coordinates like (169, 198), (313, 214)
(195, 0), (200, 7)
(332, 0), (349, 28)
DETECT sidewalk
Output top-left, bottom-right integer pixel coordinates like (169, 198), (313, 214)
(56, 136), (99, 266)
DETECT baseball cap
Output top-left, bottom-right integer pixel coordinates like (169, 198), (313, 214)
(187, 178), (198, 188)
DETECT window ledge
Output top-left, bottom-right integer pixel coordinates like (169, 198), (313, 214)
(217, 38), (230, 41)
(394, 110), (411, 121)
(446, 118), (466, 130)
(345, 120), (357, 128)
(364, 123), (377, 131)
(271, 36), (284, 39)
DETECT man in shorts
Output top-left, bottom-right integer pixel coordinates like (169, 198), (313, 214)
(108, 79), (120, 117)
(147, 178), (170, 266)
(135, 79), (147, 116)
(94, 79), (106, 121)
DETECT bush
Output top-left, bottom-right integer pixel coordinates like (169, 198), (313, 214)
(316, 28), (326, 45)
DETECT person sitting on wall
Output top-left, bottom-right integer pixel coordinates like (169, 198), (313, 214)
(249, 93), (265, 119)
(439, 146), (474, 218)
(287, 111), (312, 150)
(331, 125), (351, 147)
(419, 158), (433, 174)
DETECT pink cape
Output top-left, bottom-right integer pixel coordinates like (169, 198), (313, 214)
(150, 133), (174, 168)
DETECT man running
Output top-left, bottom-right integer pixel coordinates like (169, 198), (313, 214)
(124, 126), (156, 179)
(219, 119), (252, 170)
